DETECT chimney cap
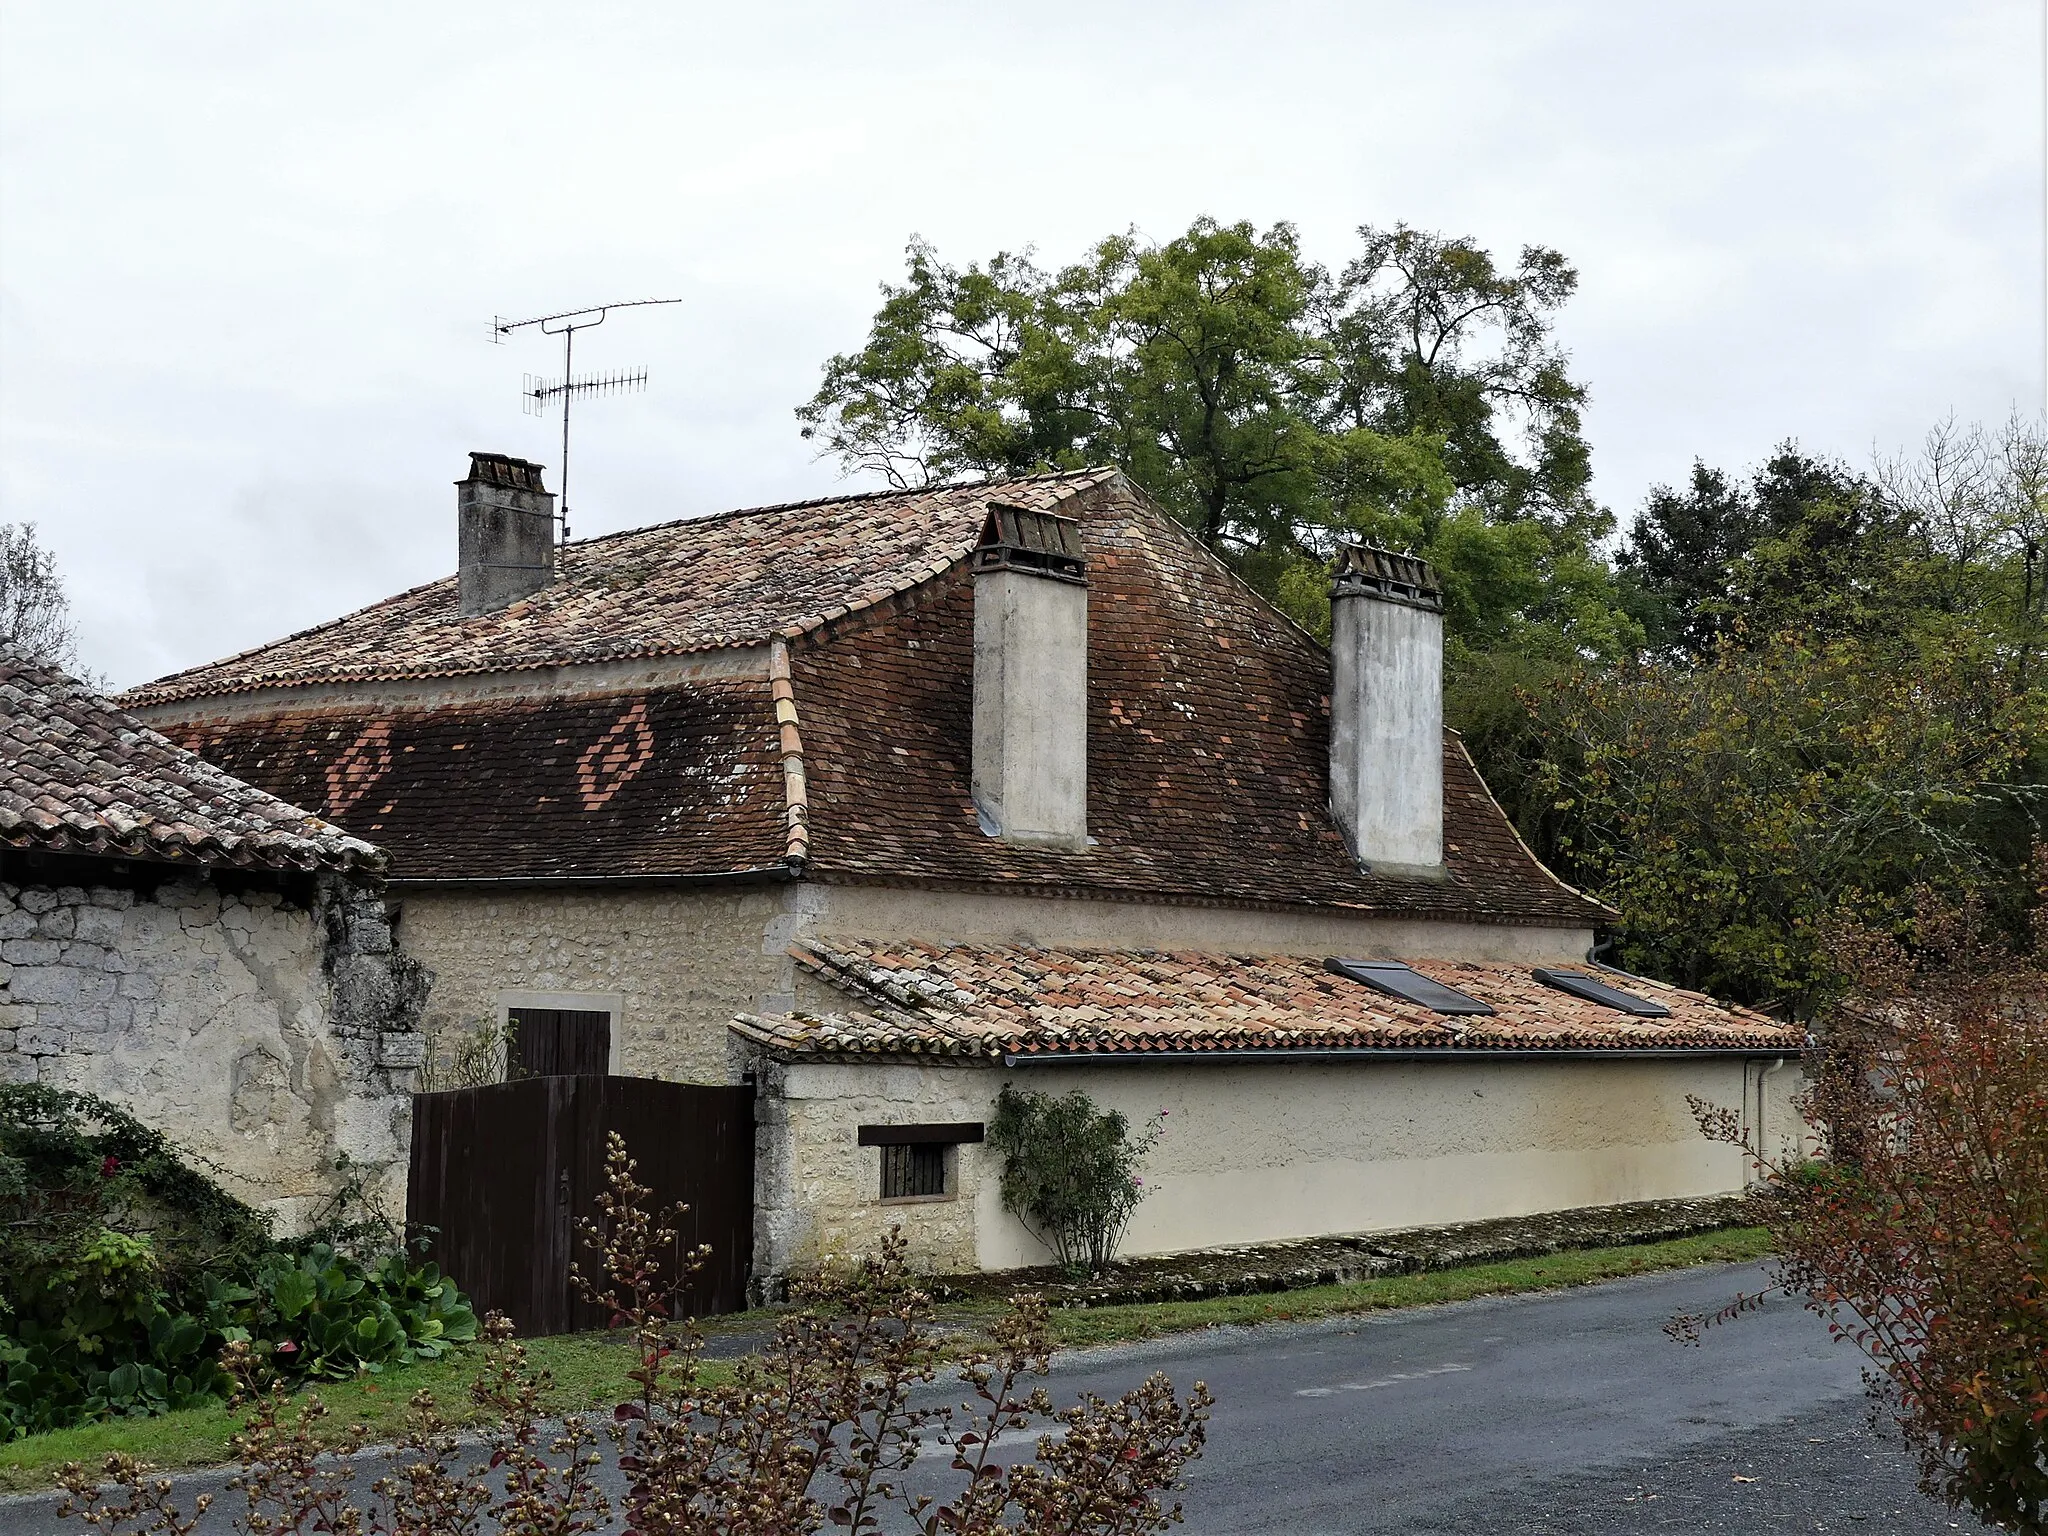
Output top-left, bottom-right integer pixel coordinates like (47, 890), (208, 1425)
(460, 452), (550, 494)
(1332, 542), (1442, 609)
(972, 502), (1087, 584)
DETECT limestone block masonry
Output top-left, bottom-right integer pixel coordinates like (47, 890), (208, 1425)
(397, 884), (807, 1086)
(394, 880), (1596, 1092)
(0, 874), (427, 1232)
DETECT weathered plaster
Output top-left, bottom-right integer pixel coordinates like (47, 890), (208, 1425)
(805, 883), (1595, 964)
(971, 565), (1088, 850)
(1330, 583), (1443, 871)
(740, 1051), (1807, 1281)
(0, 873), (425, 1231)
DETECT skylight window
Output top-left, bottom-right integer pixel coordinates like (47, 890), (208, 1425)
(1532, 969), (1671, 1017)
(1324, 958), (1496, 1016)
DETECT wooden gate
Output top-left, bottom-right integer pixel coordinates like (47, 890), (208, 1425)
(407, 1076), (754, 1336)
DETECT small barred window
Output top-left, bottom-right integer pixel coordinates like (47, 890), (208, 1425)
(880, 1142), (948, 1200)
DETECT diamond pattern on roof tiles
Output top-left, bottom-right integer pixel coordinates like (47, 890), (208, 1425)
(0, 654), (379, 873)
(175, 681), (784, 880)
(731, 940), (1804, 1057)
(133, 471), (1616, 923)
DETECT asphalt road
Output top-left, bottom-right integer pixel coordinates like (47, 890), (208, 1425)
(1008, 1261), (1984, 1534)
(3, 1261), (1987, 1534)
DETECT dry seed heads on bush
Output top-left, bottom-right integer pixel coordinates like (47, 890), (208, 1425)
(55, 1130), (1211, 1535)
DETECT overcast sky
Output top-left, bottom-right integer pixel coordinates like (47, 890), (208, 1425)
(1, 1), (2040, 689)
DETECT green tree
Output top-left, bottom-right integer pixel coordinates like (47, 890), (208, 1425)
(800, 215), (1637, 673)
(1616, 463), (1762, 657)
(1536, 421), (2048, 1007)
(1878, 414), (2048, 675)
(799, 219), (1331, 551)
(1617, 445), (1896, 659)
(0, 523), (88, 674)
(1323, 224), (1594, 530)
(1538, 627), (2039, 1011)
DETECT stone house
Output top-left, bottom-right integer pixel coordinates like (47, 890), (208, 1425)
(0, 655), (425, 1230)
(123, 453), (1806, 1282)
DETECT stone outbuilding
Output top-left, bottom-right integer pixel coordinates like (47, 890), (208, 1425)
(0, 654), (426, 1230)
(121, 456), (1808, 1283)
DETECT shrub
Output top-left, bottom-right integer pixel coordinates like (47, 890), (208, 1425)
(0, 1086), (476, 1440)
(417, 1018), (516, 1093)
(58, 1134), (1215, 1535)
(987, 1086), (1165, 1273)
(1673, 874), (2048, 1530)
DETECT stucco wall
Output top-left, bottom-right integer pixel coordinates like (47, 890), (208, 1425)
(0, 870), (426, 1231)
(971, 566), (1089, 850)
(744, 1052), (1807, 1280)
(1330, 585), (1443, 871)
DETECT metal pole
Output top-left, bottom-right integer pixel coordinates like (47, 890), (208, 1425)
(560, 324), (574, 573)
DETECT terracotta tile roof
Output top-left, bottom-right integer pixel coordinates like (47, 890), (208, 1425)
(123, 471), (1119, 706)
(789, 479), (1611, 927)
(730, 939), (1803, 1058)
(130, 471), (1613, 925)
(0, 654), (380, 875)
(170, 679), (786, 881)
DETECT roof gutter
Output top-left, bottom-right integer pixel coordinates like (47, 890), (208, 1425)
(998, 1045), (1804, 1067)
(389, 862), (798, 892)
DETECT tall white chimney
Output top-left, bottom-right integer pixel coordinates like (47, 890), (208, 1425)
(1328, 543), (1444, 874)
(970, 503), (1088, 851)
(457, 452), (557, 616)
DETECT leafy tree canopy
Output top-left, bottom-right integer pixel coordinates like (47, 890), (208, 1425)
(0, 523), (88, 675)
(1534, 418), (2048, 1008)
(803, 219), (2044, 1008)
(800, 217), (1638, 668)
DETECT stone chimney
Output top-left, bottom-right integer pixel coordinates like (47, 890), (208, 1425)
(457, 452), (557, 616)
(970, 503), (1088, 851)
(1328, 543), (1445, 874)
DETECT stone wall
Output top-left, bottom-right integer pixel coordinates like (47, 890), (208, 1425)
(396, 883), (812, 1086)
(393, 879), (1594, 1090)
(741, 1049), (1810, 1283)
(0, 867), (426, 1231)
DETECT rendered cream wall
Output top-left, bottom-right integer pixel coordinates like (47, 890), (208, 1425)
(748, 1053), (1805, 1279)
(810, 884), (1594, 965)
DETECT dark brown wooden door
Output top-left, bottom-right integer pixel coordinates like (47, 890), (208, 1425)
(407, 1075), (755, 1334)
(509, 1007), (610, 1077)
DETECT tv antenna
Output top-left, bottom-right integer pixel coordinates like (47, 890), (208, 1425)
(490, 298), (682, 554)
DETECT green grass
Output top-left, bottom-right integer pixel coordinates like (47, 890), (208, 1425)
(0, 1227), (1769, 1495)
(1033, 1225), (1773, 1348)
(0, 1332), (718, 1497)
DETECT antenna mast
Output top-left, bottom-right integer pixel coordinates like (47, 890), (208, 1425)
(491, 297), (682, 562)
